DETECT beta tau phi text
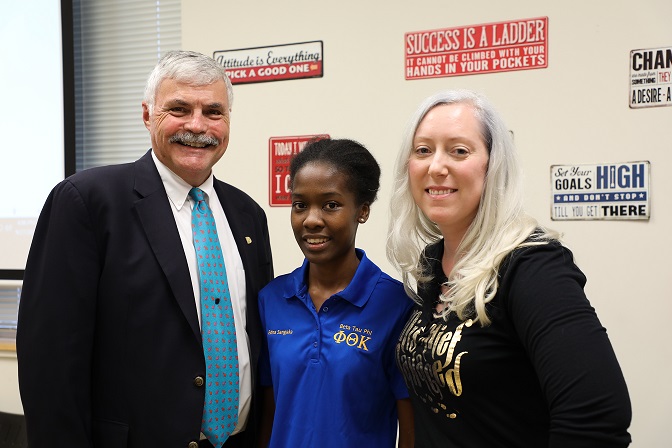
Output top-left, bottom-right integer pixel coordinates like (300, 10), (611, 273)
(550, 161), (650, 221)
(333, 324), (373, 351)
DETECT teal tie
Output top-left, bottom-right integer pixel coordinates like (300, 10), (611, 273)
(189, 187), (239, 447)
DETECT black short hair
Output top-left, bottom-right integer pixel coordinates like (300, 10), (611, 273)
(289, 138), (381, 205)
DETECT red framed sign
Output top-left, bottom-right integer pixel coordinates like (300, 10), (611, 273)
(269, 134), (329, 206)
(405, 17), (548, 79)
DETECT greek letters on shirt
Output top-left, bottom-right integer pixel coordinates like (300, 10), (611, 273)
(266, 324), (374, 351)
(396, 310), (473, 416)
(333, 323), (373, 352)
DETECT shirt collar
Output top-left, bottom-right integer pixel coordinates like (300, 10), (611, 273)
(286, 249), (382, 308)
(151, 150), (215, 210)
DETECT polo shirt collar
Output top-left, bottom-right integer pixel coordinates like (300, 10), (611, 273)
(285, 249), (382, 308)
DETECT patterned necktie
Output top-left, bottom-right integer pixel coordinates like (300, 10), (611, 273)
(189, 187), (239, 447)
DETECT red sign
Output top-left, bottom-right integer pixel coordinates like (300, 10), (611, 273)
(405, 17), (548, 79)
(214, 41), (323, 85)
(268, 134), (329, 206)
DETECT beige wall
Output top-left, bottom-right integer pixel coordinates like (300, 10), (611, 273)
(184, 1), (670, 446)
(0, 279), (21, 414)
(0, 352), (21, 414)
(2, 1), (668, 445)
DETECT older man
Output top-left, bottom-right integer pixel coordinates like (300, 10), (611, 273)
(17, 50), (273, 448)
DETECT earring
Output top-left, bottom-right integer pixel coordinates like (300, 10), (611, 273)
(358, 218), (366, 223)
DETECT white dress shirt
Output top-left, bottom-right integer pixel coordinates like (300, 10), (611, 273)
(152, 151), (251, 434)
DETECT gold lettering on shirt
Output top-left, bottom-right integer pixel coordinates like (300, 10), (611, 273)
(333, 323), (374, 352)
(397, 310), (473, 403)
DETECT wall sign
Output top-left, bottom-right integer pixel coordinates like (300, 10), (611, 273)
(629, 46), (672, 108)
(269, 134), (329, 206)
(551, 161), (650, 221)
(214, 41), (323, 85)
(405, 17), (548, 80)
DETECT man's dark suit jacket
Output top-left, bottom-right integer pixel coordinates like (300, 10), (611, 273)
(16, 150), (274, 447)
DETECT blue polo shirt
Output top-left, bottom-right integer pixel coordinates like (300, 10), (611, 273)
(259, 249), (414, 448)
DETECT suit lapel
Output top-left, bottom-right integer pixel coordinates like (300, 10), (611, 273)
(213, 179), (268, 374)
(214, 180), (254, 276)
(132, 151), (201, 342)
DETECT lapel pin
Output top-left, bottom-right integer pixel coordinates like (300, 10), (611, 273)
(245, 236), (252, 244)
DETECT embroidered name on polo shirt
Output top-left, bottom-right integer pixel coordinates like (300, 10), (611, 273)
(268, 329), (294, 335)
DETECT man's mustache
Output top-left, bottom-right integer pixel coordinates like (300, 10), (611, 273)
(169, 132), (220, 147)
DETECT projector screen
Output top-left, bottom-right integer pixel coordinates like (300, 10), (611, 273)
(0, 0), (73, 278)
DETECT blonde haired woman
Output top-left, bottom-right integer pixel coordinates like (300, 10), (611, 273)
(388, 90), (631, 447)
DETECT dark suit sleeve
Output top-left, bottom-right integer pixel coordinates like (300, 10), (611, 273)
(245, 199), (274, 434)
(257, 205), (274, 283)
(17, 180), (100, 447)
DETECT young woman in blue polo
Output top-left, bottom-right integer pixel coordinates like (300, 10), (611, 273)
(258, 138), (414, 447)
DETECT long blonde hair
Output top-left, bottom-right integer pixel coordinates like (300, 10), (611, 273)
(386, 90), (559, 326)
